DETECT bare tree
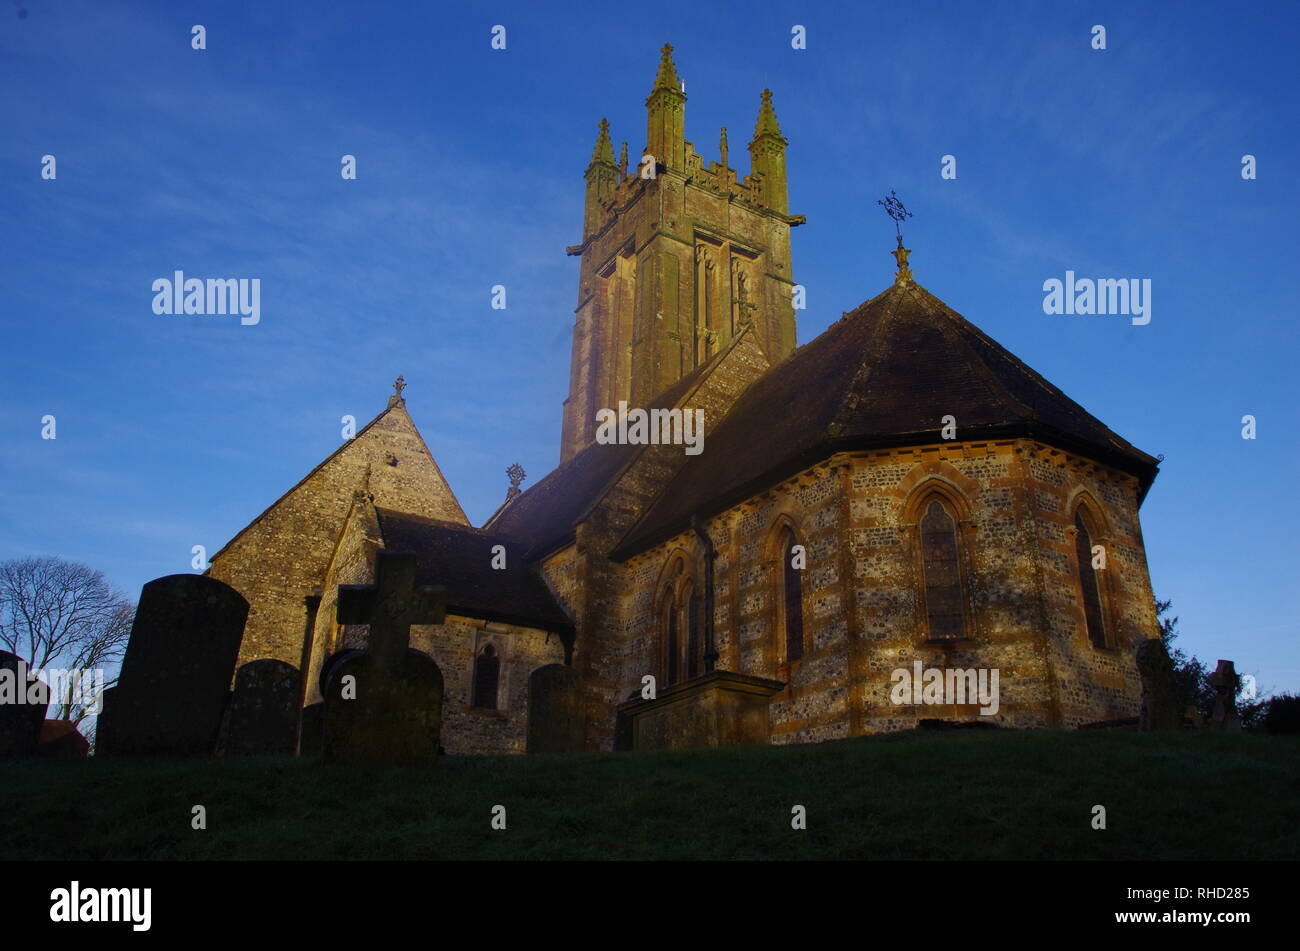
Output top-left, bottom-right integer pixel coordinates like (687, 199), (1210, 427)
(0, 556), (134, 727)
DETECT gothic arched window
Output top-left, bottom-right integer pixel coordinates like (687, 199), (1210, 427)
(686, 586), (702, 679)
(471, 643), (500, 710)
(919, 497), (967, 640)
(1074, 510), (1109, 648)
(779, 527), (804, 664)
(662, 589), (680, 687)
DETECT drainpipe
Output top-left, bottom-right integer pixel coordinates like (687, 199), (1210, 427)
(691, 514), (718, 672)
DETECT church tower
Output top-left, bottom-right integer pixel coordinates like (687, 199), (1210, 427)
(560, 44), (805, 461)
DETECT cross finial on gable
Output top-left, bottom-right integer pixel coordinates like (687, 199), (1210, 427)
(877, 190), (915, 284)
(389, 375), (407, 406)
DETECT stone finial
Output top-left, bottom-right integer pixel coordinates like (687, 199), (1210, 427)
(388, 375), (406, 407)
(619, 140), (628, 179)
(652, 43), (682, 93)
(892, 237), (914, 286)
(590, 118), (615, 165)
(719, 126), (729, 171)
(751, 88), (784, 141)
(505, 462), (527, 502)
(877, 190), (914, 285)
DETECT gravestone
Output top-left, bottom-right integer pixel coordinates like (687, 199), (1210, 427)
(1136, 638), (1182, 731)
(298, 702), (324, 756)
(1208, 659), (1241, 732)
(226, 659), (300, 756)
(99, 574), (248, 757)
(526, 664), (585, 753)
(322, 550), (446, 766)
(0, 651), (49, 758)
(94, 686), (120, 754)
(36, 719), (90, 758)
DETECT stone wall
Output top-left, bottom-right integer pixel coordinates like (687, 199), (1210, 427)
(618, 458), (852, 747)
(305, 497), (566, 754)
(410, 618), (565, 755)
(543, 328), (771, 751)
(609, 438), (1159, 745)
(1020, 443), (1158, 726)
(208, 402), (468, 672)
(302, 495), (384, 705)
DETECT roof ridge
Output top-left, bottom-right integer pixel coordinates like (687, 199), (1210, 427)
(916, 284), (1043, 426)
(919, 284), (1142, 453)
(826, 283), (909, 436)
(377, 508), (533, 550)
(208, 400), (402, 564)
(568, 325), (763, 531)
(482, 338), (749, 533)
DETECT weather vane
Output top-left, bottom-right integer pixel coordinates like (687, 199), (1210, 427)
(393, 375), (406, 399)
(877, 189), (912, 244)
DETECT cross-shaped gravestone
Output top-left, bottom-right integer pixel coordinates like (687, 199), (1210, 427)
(336, 551), (446, 669)
(1207, 659), (1241, 732)
(323, 550), (448, 765)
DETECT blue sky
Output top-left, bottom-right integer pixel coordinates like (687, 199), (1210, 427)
(2, 1), (1296, 694)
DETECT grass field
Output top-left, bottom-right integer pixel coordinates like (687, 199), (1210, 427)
(3, 730), (1296, 860)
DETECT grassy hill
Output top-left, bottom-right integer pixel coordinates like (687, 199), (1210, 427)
(4, 730), (1296, 860)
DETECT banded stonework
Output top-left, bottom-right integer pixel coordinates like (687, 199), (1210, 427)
(201, 46), (1162, 757)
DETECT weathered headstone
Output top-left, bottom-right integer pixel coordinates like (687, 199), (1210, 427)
(1136, 638), (1182, 731)
(98, 574), (247, 757)
(36, 719), (90, 758)
(298, 702), (324, 756)
(0, 651), (49, 758)
(322, 551), (446, 766)
(226, 659), (300, 756)
(1208, 659), (1241, 732)
(94, 686), (120, 754)
(526, 664), (585, 753)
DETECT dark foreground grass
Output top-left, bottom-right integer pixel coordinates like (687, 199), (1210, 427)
(2, 730), (1296, 860)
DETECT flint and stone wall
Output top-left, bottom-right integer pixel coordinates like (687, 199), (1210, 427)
(607, 438), (1158, 748)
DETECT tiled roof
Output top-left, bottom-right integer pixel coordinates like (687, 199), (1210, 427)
(374, 509), (574, 634)
(485, 349), (723, 557)
(613, 280), (1160, 556)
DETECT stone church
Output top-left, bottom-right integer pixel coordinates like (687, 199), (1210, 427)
(207, 46), (1162, 754)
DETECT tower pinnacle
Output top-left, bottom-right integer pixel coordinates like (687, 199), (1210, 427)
(645, 43), (687, 170)
(747, 89), (789, 213)
(652, 43), (682, 91)
(590, 118), (614, 165)
(752, 88), (784, 140)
